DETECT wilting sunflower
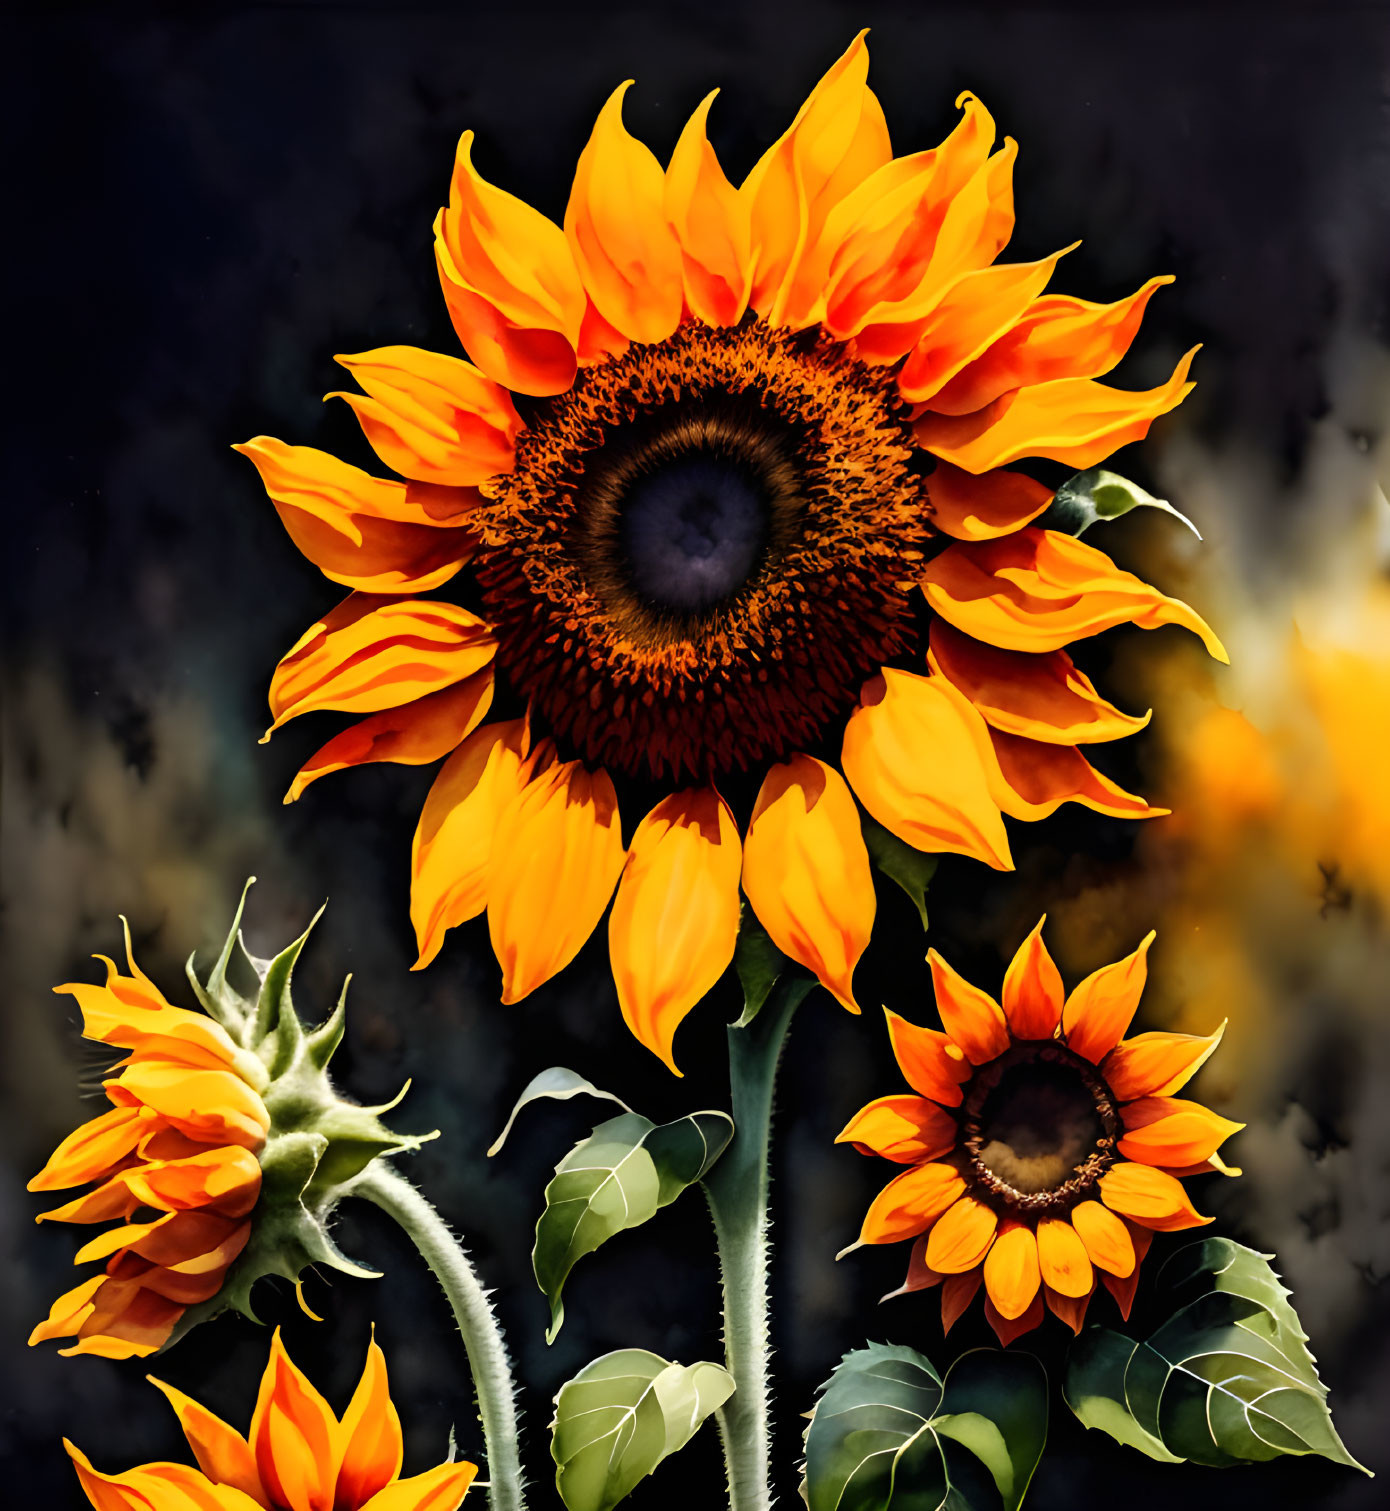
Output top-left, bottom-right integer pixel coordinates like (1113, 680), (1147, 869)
(65, 1328), (478, 1511)
(838, 919), (1241, 1344)
(239, 32), (1224, 1072)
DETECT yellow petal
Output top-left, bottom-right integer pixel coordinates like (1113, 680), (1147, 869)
(358, 1461), (479, 1511)
(857, 1162), (966, 1245)
(608, 789), (742, 1074)
(1101, 1022), (1227, 1101)
(250, 1330), (341, 1511)
(1000, 917), (1064, 1040)
(741, 755), (875, 1012)
(147, 1378), (266, 1506)
(924, 1194), (998, 1273)
(29, 1105), (153, 1192)
(664, 91), (753, 326)
(565, 83), (683, 344)
(989, 729), (1166, 821)
(883, 1008), (972, 1107)
(335, 1335), (404, 1510)
(65, 1442), (261, 1511)
(926, 948), (1009, 1064)
(841, 669), (1013, 870)
(1060, 932), (1155, 1063)
(835, 1094), (958, 1164)
(984, 1288), (1044, 1347)
(982, 1220), (1041, 1320)
(1098, 1161), (1213, 1232)
(1068, 1199), (1136, 1278)
(487, 760), (626, 1002)
(925, 463), (1053, 543)
(1035, 1215), (1093, 1297)
(1118, 1097), (1244, 1169)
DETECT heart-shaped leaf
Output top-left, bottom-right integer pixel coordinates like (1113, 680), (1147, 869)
(551, 1347), (734, 1511)
(1064, 1238), (1367, 1472)
(1040, 467), (1200, 539)
(802, 1343), (1048, 1511)
(535, 1110), (734, 1340)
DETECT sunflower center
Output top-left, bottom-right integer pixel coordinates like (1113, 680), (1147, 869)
(472, 319), (930, 782)
(962, 1043), (1120, 1217)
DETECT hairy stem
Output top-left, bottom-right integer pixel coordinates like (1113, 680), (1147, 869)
(355, 1164), (525, 1511)
(702, 977), (814, 1511)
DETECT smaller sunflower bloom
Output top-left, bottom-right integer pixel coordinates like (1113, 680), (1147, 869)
(839, 919), (1241, 1345)
(30, 886), (433, 1360)
(65, 1328), (478, 1511)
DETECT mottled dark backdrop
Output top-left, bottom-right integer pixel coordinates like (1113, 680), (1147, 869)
(4, 2), (1389, 1507)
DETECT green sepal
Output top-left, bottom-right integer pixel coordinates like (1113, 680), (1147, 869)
(733, 905), (798, 1027)
(1039, 467), (1200, 539)
(861, 815), (938, 930)
(185, 876), (257, 1033)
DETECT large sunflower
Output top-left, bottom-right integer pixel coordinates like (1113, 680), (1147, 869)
(839, 919), (1241, 1344)
(239, 33), (1224, 1071)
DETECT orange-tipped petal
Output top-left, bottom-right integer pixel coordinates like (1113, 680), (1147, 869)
(990, 729), (1165, 821)
(335, 1336), (404, 1510)
(1118, 1097), (1244, 1169)
(925, 463), (1053, 543)
(1098, 1161), (1212, 1232)
(930, 276), (1173, 416)
(250, 1331), (340, 1511)
(29, 1277), (106, 1348)
(925, 1194), (999, 1273)
(857, 1162), (966, 1245)
(328, 347), (521, 487)
(929, 620), (1150, 743)
(488, 760), (626, 1002)
(982, 1220), (1041, 1320)
(1101, 1021), (1227, 1101)
(266, 596), (496, 736)
(66, 1442), (259, 1511)
(1100, 1220), (1153, 1320)
(29, 1105), (153, 1192)
(836, 1094), (958, 1164)
(884, 1008), (973, 1107)
(665, 91), (752, 326)
(107, 1062), (270, 1149)
(148, 1379), (266, 1506)
(926, 949), (1009, 1064)
(841, 669), (1013, 870)
(1068, 1199), (1136, 1278)
(985, 1289), (1045, 1347)
(565, 83), (683, 345)
(235, 439), (476, 595)
(914, 346), (1199, 473)
(921, 527), (1228, 661)
(742, 755), (875, 1012)
(410, 719), (531, 970)
(1045, 1283), (1095, 1335)
(285, 669), (494, 804)
(434, 133), (585, 396)
(1001, 917), (1064, 1040)
(1035, 1215), (1093, 1297)
(742, 32), (891, 326)
(608, 788), (742, 1074)
(359, 1461), (479, 1511)
(881, 1235), (939, 1301)
(941, 1267), (985, 1334)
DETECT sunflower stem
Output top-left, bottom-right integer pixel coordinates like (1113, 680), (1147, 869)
(355, 1164), (525, 1511)
(702, 975), (814, 1511)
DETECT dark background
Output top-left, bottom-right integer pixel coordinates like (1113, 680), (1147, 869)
(3, 2), (1389, 1507)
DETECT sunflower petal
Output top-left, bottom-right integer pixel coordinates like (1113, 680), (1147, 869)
(930, 276), (1173, 416)
(883, 1009), (972, 1106)
(985, 1290), (1045, 1347)
(1098, 1161), (1212, 1232)
(250, 1331), (340, 1511)
(1101, 1022), (1227, 1101)
(942, 1267), (984, 1334)
(924, 1194), (998, 1273)
(235, 439), (475, 595)
(286, 669), (494, 804)
(66, 1443), (261, 1511)
(926, 948), (1009, 1063)
(488, 760), (626, 1003)
(565, 83), (683, 345)
(841, 669), (1013, 870)
(1118, 1097), (1244, 1168)
(335, 1336), (404, 1511)
(410, 719), (532, 970)
(358, 1462), (479, 1511)
(925, 463), (1053, 542)
(990, 729), (1166, 821)
(1058, 934), (1154, 1064)
(266, 596), (496, 736)
(914, 346), (1199, 472)
(665, 92), (753, 326)
(28, 1105), (154, 1192)
(742, 756), (875, 1012)
(1068, 1199), (1136, 1278)
(836, 1094), (958, 1164)
(857, 1162), (966, 1246)
(1000, 917), (1064, 1039)
(921, 527), (1227, 661)
(328, 347), (521, 487)
(147, 1379), (266, 1507)
(434, 132), (586, 396)
(1035, 1215), (1093, 1297)
(1045, 1283), (1095, 1335)
(982, 1220), (1041, 1320)
(608, 788), (742, 1074)
(929, 620), (1149, 743)
(1100, 1220), (1153, 1320)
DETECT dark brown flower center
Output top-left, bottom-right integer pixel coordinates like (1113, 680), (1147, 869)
(471, 318), (931, 782)
(961, 1043), (1120, 1217)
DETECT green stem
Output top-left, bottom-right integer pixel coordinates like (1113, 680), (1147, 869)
(355, 1164), (525, 1511)
(701, 976), (814, 1511)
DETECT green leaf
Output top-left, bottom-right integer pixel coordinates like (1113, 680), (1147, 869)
(534, 1110), (734, 1341)
(488, 1066), (633, 1158)
(551, 1348), (734, 1511)
(733, 905), (789, 1027)
(1064, 1239), (1367, 1473)
(861, 816), (938, 931)
(1040, 467), (1200, 539)
(801, 1343), (1048, 1511)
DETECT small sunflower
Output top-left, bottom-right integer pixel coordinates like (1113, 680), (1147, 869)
(839, 919), (1241, 1345)
(30, 895), (430, 1359)
(64, 1328), (478, 1511)
(239, 32), (1224, 1072)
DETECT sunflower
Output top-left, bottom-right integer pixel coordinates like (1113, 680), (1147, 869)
(238, 32), (1224, 1073)
(64, 1328), (478, 1511)
(838, 918), (1241, 1344)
